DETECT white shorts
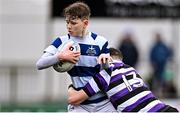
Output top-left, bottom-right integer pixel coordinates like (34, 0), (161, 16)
(68, 99), (116, 112)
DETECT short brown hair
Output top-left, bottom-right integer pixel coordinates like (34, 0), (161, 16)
(64, 1), (91, 20)
(109, 48), (123, 60)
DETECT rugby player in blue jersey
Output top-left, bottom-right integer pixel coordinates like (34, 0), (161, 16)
(36, 1), (116, 112)
(68, 48), (178, 112)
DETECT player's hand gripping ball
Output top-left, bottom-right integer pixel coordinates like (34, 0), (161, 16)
(53, 40), (80, 72)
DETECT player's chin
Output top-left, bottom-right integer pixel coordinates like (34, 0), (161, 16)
(69, 32), (75, 36)
(70, 33), (79, 37)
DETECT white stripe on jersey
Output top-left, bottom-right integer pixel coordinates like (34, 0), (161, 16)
(138, 100), (162, 112)
(111, 67), (135, 77)
(88, 77), (101, 93)
(72, 76), (92, 88)
(117, 91), (151, 111)
(76, 55), (97, 67)
(99, 70), (111, 85)
(107, 78), (142, 97)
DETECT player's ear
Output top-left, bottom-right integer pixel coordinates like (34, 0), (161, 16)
(83, 19), (89, 27)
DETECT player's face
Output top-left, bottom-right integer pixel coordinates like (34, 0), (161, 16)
(65, 17), (88, 37)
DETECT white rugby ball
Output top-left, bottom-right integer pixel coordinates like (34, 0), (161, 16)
(53, 40), (80, 72)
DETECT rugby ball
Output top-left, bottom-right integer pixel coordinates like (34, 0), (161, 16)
(53, 40), (80, 72)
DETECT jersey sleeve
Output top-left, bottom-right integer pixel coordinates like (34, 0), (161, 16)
(44, 37), (62, 54)
(36, 52), (59, 70)
(82, 70), (111, 97)
(36, 37), (62, 70)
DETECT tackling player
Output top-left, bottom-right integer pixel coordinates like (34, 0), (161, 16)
(68, 48), (179, 112)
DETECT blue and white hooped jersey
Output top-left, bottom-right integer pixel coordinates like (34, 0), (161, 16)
(44, 32), (110, 104)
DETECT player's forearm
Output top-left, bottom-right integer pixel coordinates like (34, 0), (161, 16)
(36, 53), (59, 70)
(68, 87), (88, 105)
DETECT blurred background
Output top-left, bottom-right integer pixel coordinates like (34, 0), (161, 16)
(0, 0), (180, 112)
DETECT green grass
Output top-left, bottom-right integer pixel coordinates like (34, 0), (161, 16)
(0, 101), (67, 112)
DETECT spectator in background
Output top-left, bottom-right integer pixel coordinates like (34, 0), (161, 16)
(149, 33), (174, 98)
(118, 32), (139, 68)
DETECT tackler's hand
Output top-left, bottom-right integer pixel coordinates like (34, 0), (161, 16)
(97, 53), (112, 64)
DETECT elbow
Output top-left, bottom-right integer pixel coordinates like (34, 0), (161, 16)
(36, 60), (45, 70)
(36, 62), (42, 70)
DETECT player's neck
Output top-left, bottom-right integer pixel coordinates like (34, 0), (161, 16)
(80, 29), (88, 38)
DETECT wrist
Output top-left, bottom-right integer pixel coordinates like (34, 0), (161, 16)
(56, 52), (64, 61)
